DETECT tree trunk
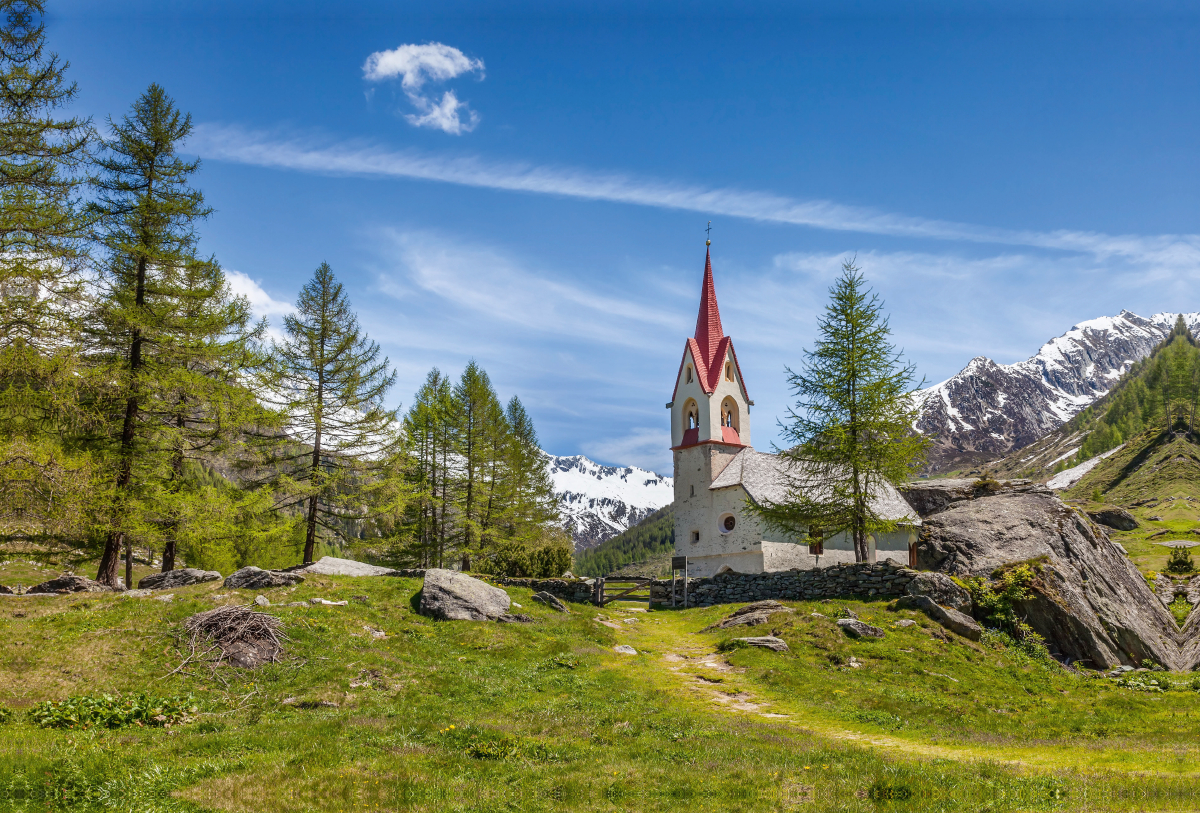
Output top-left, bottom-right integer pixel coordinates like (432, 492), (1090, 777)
(97, 531), (123, 586)
(124, 534), (133, 589)
(161, 540), (175, 572)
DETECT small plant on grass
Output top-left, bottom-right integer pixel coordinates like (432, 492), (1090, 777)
(1166, 546), (1195, 575)
(30, 693), (198, 730)
(0, 706), (11, 724)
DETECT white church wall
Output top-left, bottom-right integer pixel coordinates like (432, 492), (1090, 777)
(673, 446), (745, 564)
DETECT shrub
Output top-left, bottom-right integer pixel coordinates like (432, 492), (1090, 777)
(964, 563), (1038, 635)
(29, 693), (197, 730)
(0, 706), (11, 724)
(1166, 546), (1195, 575)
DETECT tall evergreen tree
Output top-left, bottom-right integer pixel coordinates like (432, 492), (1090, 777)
(0, 0), (94, 544)
(399, 369), (456, 567)
(748, 260), (927, 562)
(265, 262), (400, 564)
(85, 84), (216, 587)
(452, 361), (504, 571)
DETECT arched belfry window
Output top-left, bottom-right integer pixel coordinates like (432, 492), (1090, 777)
(683, 399), (699, 431)
(720, 397), (739, 432)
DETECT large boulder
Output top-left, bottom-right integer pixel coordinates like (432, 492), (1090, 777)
(138, 568), (221, 590)
(1087, 507), (1139, 532)
(734, 636), (789, 652)
(893, 594), (982, 641)
(419, 569), (511, 621)
(837, 619), (885, 639)
(919, 489), (1182, 669)
(224, 567), (305, 590)
(298, 557), (396, 577)
(27, 573), (112, 594)
(904, 572), (972, 614)
(0, 584), (12, 595)
(531, 591), (569, 613)
(703, 599), (794, 631)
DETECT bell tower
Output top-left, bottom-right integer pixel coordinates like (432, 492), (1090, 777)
(667, 243), (752, 555)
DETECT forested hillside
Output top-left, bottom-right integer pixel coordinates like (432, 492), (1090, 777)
(0, 1), (567, 584)
(574, 505), (674, 576)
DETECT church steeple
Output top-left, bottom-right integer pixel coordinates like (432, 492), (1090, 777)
(668, 244), (751, 451)
(693, 247), (724, 368)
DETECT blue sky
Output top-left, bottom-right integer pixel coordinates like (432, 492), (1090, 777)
(50, 0), (1200, 473)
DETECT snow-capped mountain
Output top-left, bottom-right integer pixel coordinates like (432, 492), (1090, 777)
(545, 454), (674, 552)
(916, 310), (1200, 471)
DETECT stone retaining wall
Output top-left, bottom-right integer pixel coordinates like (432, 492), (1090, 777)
(393, 563), (917, 608)
(665, 561), (916, 607)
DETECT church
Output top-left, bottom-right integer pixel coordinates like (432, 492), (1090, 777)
(667, 245), (919, 578)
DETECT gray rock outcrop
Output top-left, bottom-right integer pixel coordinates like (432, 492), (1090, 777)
(419, 569), (511, 621)
(138, 568), (222, 590)
(904, 571), (972, 613)
(27, 573), (113, 594)
(918, 488), (1182, 669)
(531, 591), (569, 613)
(703, 599), (794, 631)
(298, 557), (396, 577)
(893, 594), (982, 641)
(837, 619), (885, 639)
(0, 584), (12, 595)
(224, 567), (306, 590)
(1087, 507), (1139, 531)
(735, 635), (789, 652)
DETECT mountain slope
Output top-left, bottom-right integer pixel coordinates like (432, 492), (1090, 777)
(573, 505), (674, 577)
(917, 311), (1200, 471)
(545, 454), (673, 551)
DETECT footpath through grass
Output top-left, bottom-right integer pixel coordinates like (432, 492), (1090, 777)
(4, 573), (1200, 812)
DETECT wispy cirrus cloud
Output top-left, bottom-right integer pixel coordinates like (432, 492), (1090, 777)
(362, 43), (485, 135)
(192, 123), (1200, 272)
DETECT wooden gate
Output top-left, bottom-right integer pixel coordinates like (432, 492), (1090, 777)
(594, 577), (654, 608)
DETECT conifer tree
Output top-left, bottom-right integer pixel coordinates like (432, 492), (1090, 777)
(0, 0), (94, 543)
(265, 262), (400, 564)
(85, 84), (224, 587)
(749, 260), (927, 562)
(452, 361), (504, 571)
(399, 369), (456, 567)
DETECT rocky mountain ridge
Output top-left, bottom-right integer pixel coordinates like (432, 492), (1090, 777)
(916, 310), (1200, 471)
(544, 454), (674, 552)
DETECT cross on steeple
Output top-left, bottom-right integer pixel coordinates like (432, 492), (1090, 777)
(705, 221), (712, 246)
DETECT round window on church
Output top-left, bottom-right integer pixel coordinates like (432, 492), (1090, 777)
(719, 513), (736, 534)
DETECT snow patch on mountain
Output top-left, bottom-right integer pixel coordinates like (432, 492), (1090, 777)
(544, 454), (674, 552)
(916, 310), (1200, 471)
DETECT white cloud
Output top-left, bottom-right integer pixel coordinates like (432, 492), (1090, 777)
(226, 270), (294, 341)
(362, 43), (484, 135)
(583, 428), (673, 474)
(193, 124), (1200, 275)
(375, 229), (681, 344)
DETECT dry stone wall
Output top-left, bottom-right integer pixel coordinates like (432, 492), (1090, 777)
(676, 561), (916, 606)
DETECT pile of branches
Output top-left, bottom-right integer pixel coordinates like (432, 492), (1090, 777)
(171, 604), (287, 680)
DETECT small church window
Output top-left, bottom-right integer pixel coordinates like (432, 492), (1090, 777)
(689, 484), (695, 497)
(719, 514), (736, 533)
(686, 365), (693, 384)
(725, 362), (733, 382)
(691, 530), (700, 544)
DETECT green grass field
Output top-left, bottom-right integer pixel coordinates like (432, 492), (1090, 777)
(6, 567), (1200, 811)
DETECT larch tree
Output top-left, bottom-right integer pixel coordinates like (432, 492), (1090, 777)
(0, 0), (94, 544)
(748, 260), (927, 563)
(265, 262), (400, 565)
(85, 84), (215, 587)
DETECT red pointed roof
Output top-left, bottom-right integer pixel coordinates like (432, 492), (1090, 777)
(694, 247), (724, 364)
(669, 247), (751, 404)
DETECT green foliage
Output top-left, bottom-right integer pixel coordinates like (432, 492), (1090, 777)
(575, 505), (674, 577)
(964, 564), (1040, 637)
(1166, 546), (1195, 574)
(0, 705), (11, 724)
(980, 627), (1054, 664)
(1116, 673), (1173, 693)
(747, 260), (927, 562)
(29, 693), (197, 729)
(389, 365), (561, 574)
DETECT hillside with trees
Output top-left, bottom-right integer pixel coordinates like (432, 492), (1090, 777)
(0, 1), (567, 582)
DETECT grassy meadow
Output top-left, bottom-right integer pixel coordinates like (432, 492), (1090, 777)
(3, 563), (1200, 812)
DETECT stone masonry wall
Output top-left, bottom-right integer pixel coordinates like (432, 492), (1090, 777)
(395, 563), (916, 608)
(668, 560), (916, 606)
